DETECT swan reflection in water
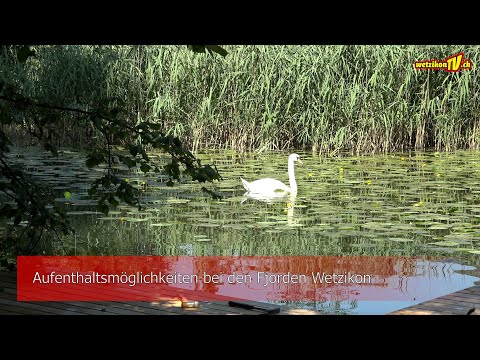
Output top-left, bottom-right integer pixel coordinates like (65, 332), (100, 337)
(241, 192), (299, 226)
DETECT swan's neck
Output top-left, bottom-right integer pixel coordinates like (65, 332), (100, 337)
(288, 159), (297, 192)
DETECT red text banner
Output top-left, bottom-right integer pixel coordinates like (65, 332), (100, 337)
(17, 256), (473, 302)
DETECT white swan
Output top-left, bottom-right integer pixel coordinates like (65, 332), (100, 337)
(241, 153), (302, 195)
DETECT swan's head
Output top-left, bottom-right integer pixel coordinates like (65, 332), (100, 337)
(289, 153), (303, 164)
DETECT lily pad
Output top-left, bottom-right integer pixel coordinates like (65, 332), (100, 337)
(429, 241), (459, 247)
(387, 237), (414, 242)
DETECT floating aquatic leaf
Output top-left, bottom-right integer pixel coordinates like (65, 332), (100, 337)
(361, 222), (386, 230)
(387, 237), (414, 242)
(429, 241), (459, 247)
(166, 199), (190, 204)
(193, 223), (221, 228)
(428, 225), (452, 230)
(66, 211), (98, 216)
(452, 248), (477, 252)
(124, 218), (150, 222)
(265, 230), (282, 234)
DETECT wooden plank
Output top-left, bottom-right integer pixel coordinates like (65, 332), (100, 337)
(390, 282), (480, 315)
(66, 298), (228, 315)
(411, 304), (464, 315)
(416, 301), (473, 314)
(421, 297), (478, 311)
(12, 299), (143, 315)
(0, 280), (16, 290)
(444, 290), (480, 299)
(1, 272), (274, 315)
(124, 300), (254, 315)
(0, 293), (93, 315)
(438, 294), (480, 305)
(425, 295), (477, 307)
(1, 271), (281, 315)
(0, 272), (16, 283)
(86, 301), (208, 315)
(10, 280), (204, 314)
(281, 308), (323, 315)
(2, 270), (270, 307)
(0, 303), (58, 315)
(400, 307), (448, 315)
(401, 301), (471, 315)
(461, 286), (480, 294)
(390, 309), (439, 315)
(13, 276), (231, 310)
(11, 283), (193, 315)
(1, 290), (140, 315)
(0, 297), (68, 315)
(0, 308), (25, 315)
(5, 269), (480, 316)
(7, 281), (234, 315)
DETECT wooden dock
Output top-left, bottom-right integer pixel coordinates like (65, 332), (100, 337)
(0, 271), (319, 315)
(389, 285), (480, 315)
(4, 270), (479, 315)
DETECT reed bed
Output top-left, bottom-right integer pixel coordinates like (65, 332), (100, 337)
(1, 45), (479, 154)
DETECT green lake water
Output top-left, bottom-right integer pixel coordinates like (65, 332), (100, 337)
(6, 147), (480, 314)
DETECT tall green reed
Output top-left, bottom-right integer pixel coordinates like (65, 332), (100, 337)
(1, 45), (479, 154)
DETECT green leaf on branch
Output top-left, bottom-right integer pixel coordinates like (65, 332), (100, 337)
(140, 162), (151, 173)
(14, 214), (22, 226)
(0, 107), (14, 125)
(201, 187), (223, 199)
(86, 157), (99, 168)
(129, 144), (140, 157)
(204, 164), (221, 180)
(148, 122), (162, 131)
(98, 202), (109, 215)
(0, 204), (16, 218)
(119, 155), (137, 168)
(17, 46), (36, 63)
(108, 195), (119, 208)
(188, 45), (206, 54)
(163, 160), (180, 179)
(188, 45), (228, 57)
(205, 45), (228, 57)
(86, 150), (107, 168)
(44, 143), (58, 156)
(88, 186), (98, 196)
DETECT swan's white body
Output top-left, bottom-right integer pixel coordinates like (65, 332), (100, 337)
(241, 153), (302, 195)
